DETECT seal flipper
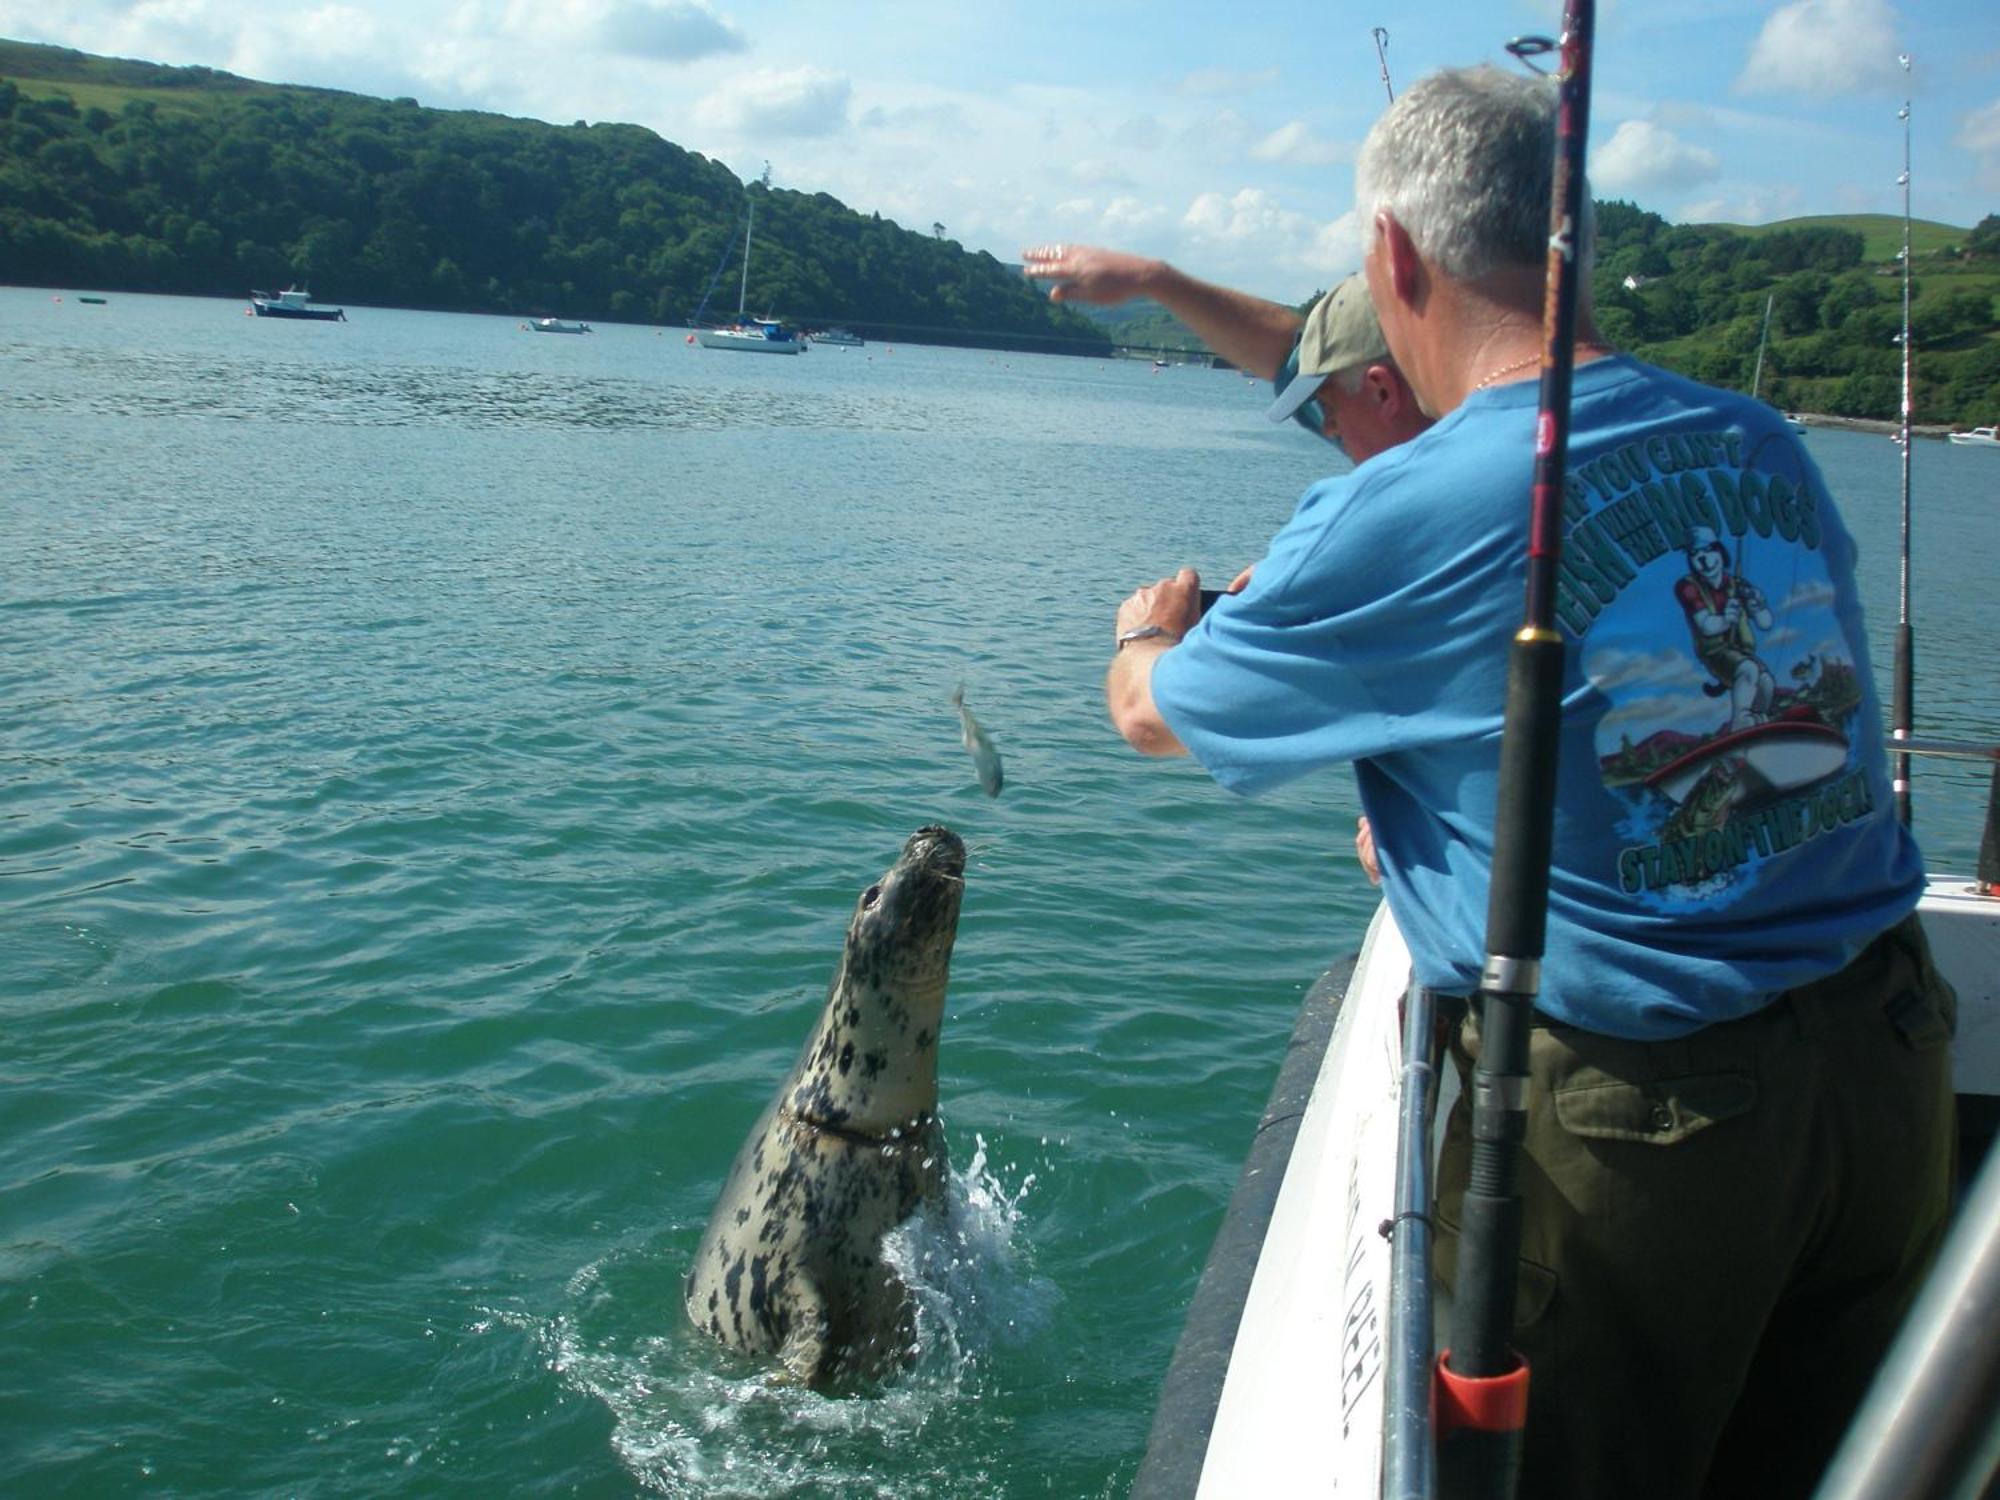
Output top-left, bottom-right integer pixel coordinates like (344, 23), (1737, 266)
(776, 1279), (832, 1385)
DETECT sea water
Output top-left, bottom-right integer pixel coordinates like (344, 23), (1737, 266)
(2, 287), (1993, 1497)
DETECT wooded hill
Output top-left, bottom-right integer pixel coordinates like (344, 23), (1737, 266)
(1590, 203), (1999, 427)
(1083, 207), (2000, 425)
(0, 40), (1112, 354)
(3, 38), (1995, 418)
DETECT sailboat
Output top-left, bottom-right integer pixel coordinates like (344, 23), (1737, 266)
(1750, 292), (1806, 432)
(692, 189), (804, 355)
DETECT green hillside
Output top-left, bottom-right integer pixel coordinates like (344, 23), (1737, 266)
(0, 39), (1111, 353)
(1713, 213), (1971, 264)
(2, 37), (1995, 414)
(1594, 201), (1999, 426)
(1084, 209), (1998, 423)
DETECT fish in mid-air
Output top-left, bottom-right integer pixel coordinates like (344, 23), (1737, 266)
(950, 684), (1004, 797)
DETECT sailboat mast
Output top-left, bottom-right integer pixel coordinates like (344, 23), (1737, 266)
(1751, 293), (1773, 402)
(737, 197), (753, 320)
(1893, 56), (1915, 826)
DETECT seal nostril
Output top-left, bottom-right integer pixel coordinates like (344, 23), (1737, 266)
(862, 884), (882, 908)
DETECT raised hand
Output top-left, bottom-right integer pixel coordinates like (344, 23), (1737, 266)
(1020, 243), (1161, 306)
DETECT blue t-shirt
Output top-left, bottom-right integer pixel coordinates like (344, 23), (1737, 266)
(1152, 355), (1923, 1039)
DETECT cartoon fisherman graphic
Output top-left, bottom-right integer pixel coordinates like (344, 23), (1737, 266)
(1674, 525), (1776, 732)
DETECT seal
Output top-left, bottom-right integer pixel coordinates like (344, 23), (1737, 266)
(684, 824), (966, 1387)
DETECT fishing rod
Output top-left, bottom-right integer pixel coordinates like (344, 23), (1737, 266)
(1892, 55), (1915, 826)
(1374, 27), (1395, 101)
(1435, 2), (1596, 1496)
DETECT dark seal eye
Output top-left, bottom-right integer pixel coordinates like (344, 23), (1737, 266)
(861, 885), (882, 908)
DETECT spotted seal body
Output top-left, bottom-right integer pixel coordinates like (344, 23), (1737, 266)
(684, 825), (965, 1387)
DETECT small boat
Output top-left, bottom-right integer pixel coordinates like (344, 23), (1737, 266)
(1948, 425), (1999, 447)
(524, 317), (591, 334)
(77, 295), (107, 305)
(249, 287), (346, 322)
(811, 327), (865, 348)
(690, 187), (804, 355)
(1784, 413), (1807, 433)
(696, 318), (804, 354)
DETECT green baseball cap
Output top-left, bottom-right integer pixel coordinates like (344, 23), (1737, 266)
(1267, 272), (1391, 425)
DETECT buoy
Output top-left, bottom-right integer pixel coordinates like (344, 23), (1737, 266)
(684, 332), (696, 344)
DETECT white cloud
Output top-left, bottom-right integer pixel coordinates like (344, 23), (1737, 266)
(1680, 184), (1806, 225)
(489, 0), (742, 60)
(1173, 107), (1253, 156)
(857, 101), (968, 135)
(1102, 195), (1170, 238)
(693, 66), (851, 139)
(1307, 210), (1361, 279)
(1111, 114), (1163, 151)
(1181, 188), (1351, 289)
(598, 1), (746, 62)
(1735, 0), (1906, 98)
(1958, 98), (2000, 193)
(1068, 159), (1134, 189)
(1249, 120), (1349, 168)
(1594, 119), (1722, 194)
(1177, 65), (1281, 97)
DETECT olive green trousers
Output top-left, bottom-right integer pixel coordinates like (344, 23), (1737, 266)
(1434, 915), (1957, 1500)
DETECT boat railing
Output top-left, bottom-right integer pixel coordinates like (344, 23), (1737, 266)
(1810, 1136), (2000, 1500)
(1894, 735), (1999, 895)
(1384, 983), (1446, 1500)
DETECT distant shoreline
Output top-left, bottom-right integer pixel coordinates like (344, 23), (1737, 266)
(1792, 413), (1956, 439)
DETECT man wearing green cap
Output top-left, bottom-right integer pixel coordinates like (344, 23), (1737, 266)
(1022, 244), (1427, 465)
(1024, 242), (1427, 880)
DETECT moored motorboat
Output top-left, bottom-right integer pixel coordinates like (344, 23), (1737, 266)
(1947, 425), (1998, 447)
(249, 286), (346, 321)
(524, 317), (591, 334)
(811, 327), (865, 347)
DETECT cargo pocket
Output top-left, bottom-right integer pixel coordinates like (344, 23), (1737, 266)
(1885, 920), (1956, 1050)
(1552, 1068), (1757, 1146)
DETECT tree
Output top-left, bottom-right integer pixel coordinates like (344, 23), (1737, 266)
(1967, 214), (2000, 259)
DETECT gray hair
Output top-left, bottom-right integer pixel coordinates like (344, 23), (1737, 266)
(1355, 65), (1592, 280)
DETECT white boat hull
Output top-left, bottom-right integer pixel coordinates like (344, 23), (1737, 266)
(1194, 902), (1412, 1497)
(695, 327), (803, 354)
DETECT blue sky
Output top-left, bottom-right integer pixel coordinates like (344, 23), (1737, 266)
(7, 0), (1997, 301)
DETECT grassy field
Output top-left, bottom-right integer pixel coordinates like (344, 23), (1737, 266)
(10, 76), (228, 116)
(1712, 213), (1973, 263)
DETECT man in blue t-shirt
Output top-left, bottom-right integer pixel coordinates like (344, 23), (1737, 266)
(1104, 65), (1954, 1500)
(1025, 245), (1434, 881)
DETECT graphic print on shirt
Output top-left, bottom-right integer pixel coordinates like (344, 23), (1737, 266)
(1555, 428), (1872, 907)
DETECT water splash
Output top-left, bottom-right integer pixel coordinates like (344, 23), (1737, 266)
(515, 1134), (1054, 1498)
